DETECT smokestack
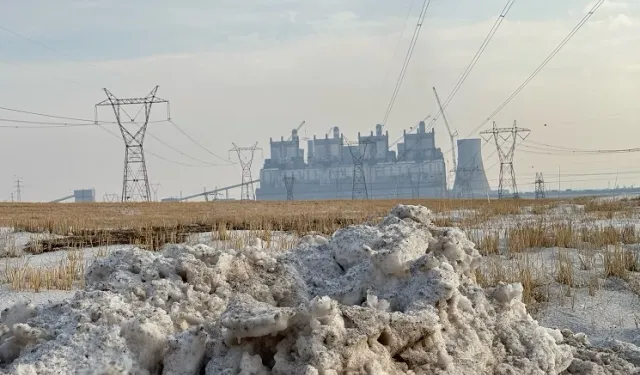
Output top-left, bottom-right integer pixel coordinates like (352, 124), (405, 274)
(333, 127), (340, 139)
(376, 124), (383, 136)
(292, 129), (298, 140)
(307, 139), (314, 161)
(418, 121), (425, 133)
(453, 138), (490, 198)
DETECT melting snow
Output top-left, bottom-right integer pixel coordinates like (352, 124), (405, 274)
(0, 205), (638, 374)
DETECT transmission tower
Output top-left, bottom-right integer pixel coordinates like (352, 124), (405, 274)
(95, 86), (170, 202)
(535, 173), (546, 199)
(480, 120), (530, 199)
(151, 182), (161, 202)
(103, 193), (119, 202)
(229, 142), (262, 201)
(283, 174), (295, 201)
(406, 171), (420, 198)
(455, 167), (478, 199)
(346, 139), (372, 200)
(13, 176), (22, 202)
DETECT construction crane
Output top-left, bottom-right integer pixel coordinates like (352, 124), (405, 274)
(287, 120), (306, 141)
(433, 87), (458, 173)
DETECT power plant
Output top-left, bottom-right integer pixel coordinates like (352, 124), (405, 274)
(255, 122), (491, 200)
(50, 188), (96, 203)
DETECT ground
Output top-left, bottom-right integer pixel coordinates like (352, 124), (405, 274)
(1, 198), (640, 373)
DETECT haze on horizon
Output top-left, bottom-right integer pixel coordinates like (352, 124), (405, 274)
(0, 0), (638, 201)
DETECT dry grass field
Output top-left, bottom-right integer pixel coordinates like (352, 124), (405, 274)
(4, 196), (640, 309)
(0, 198), (550, 251)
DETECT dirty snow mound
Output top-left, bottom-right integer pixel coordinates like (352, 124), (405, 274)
(0, 205), (636, 374)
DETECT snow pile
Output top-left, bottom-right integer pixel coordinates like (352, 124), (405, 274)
(0, 204), (637, 374)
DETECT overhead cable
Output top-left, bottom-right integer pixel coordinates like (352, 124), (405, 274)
(462, 0), (606, 139)
(428, 0), (516, 128)
(381, 0), (433, 126)
(168, 120), (236, 164)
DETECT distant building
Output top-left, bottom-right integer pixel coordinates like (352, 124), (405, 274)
(256, 122), (448, 200)
(73, 188), (95, 202)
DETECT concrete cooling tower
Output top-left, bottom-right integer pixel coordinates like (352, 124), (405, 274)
(452, 138), (490, 198)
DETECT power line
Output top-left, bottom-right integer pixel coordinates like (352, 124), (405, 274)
(381, 0), (433, 126)
(0, 118), (101, 126)
(427, 0), (516, 128)
(372, 0), (417, 110)
(463, 0), (605, 139)
(392, 1), (515, 160)
(145, 130), (230, 167)
(522, 140), (640, 154)
(430, 1), (606, 180)
(0, 104), (231, 166)
(168, 120), (235, 164)
(94, 115), (213, 168)
(389, 0), (515, 151)
(0, 105), (97, 122)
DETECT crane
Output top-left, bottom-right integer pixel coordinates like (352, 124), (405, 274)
(287, 120), (306, 141)
(433, 87), (458, 174)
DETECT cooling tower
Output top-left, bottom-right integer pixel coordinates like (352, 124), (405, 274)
(453, 138), (490, 198)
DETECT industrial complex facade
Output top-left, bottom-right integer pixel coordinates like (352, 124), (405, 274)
(256, 122), (491, 200)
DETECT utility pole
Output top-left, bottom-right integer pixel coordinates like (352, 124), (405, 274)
(283, 174), (295, 201)
(534, 173), (546, 199)
(95, 86), (170, 202)
(229, 142), (263, 201)
(480, 120), (530, 199)
(14, 176), (22, 202)
(346, 139), (371, 200)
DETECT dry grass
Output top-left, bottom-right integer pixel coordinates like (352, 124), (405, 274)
(3, 196), (640, 296)
(2, 250), (86, 292)
(555, 250), (574, 287)
(0, 230), (21, 257)
(1, 199), (548, 233)
(470, 231), (500, 256)
(603, 245), (640, 280)
(475, 254), (548, 308)
(504, 221), (639, 254)
(0, 199), (552, 253)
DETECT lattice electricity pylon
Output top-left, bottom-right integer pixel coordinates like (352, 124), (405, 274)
(345, 138), (372, 200)
(406, 171), (420, 198)
(229, 142), (263, 201)
(480, 120), (530, 199)
(103, 193), (119, 202)
(95, 86), (170, 202)
(534, 172), (546, 199)
(455, 167), (478, 199)
(283, 174), (295, 201)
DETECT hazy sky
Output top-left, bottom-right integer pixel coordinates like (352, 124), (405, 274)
(0, 0), (638, 201)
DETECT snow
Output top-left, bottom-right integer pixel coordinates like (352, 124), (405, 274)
(0, 228), (63, 258)
(1, 204), (638, 374)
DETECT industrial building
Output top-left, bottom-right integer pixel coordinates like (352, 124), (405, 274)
(256, 122), (450, 200)
(50, 188), (96, 203)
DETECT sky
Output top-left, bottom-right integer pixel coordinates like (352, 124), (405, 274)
(0, 0), (638, 201)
